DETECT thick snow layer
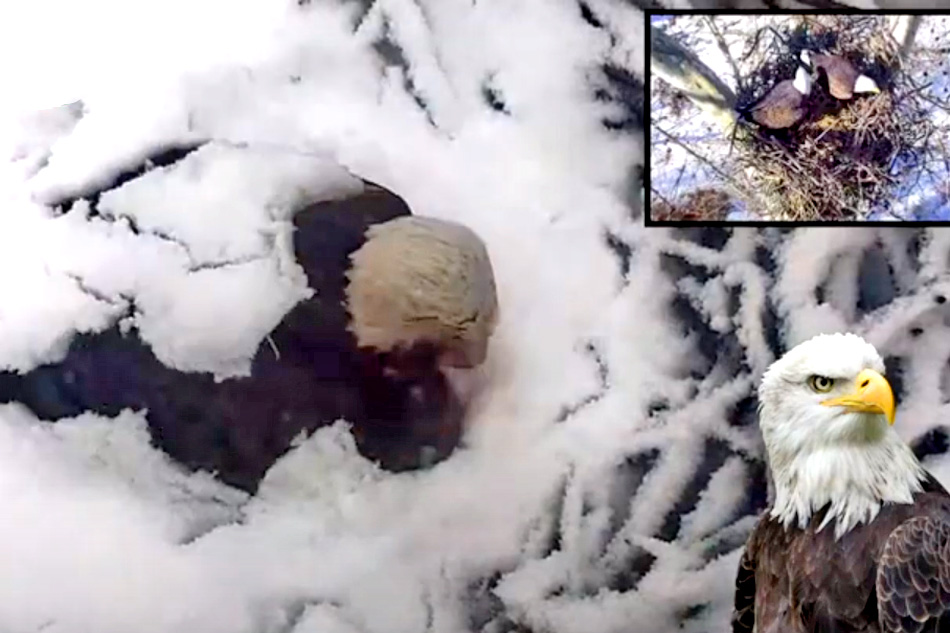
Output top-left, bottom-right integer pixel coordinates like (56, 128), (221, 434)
(6, 2), (950, 633)
(0, 1), (652, 632)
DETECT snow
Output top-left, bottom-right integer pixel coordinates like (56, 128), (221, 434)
(97, 143), (364, 263)
(649, 15), (751, 206)
(7, 2), (950, 633)
(0, 1), (664, 632)
(651, 15), (950, 220)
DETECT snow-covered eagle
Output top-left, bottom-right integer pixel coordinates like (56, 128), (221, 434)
(0, 183), (498, 493)
(732, 333), (950, 633)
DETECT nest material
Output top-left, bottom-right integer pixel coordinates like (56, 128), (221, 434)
(733, 16), (932, 221)
(652, 188), (733, 221)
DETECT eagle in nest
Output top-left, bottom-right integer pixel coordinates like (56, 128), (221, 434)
(801, 50), (880, 100)
(748, 65), (813, 130)
(0, 183), (499, 494)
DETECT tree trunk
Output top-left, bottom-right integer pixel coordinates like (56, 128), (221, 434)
(890, 15), (921, 58)
(650, 24), (738, 131)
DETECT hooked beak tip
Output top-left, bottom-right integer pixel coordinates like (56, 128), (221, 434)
(820, 368), (896, 425)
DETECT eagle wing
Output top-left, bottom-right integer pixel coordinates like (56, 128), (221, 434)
(750, 81), (797, 113)
(749, 81), (804, 129)
(877, 515), (950, 632)
(812, 54), (858, 99)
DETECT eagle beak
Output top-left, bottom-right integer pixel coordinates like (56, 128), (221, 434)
(821, 369), (896, 425)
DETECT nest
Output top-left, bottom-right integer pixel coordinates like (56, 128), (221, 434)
(652, 188), (733, 221)
(733, 16), (933, 221)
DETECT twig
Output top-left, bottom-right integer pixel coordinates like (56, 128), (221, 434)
(939, 137), (950, 179)
(266, 334), (281, 360)
(672, 163), (687, 197)
(916, 91), (950, 115)
(704, 17), (744, 93)
(651, 186), (676, 210)
(767, 26), (790, 49)
(741, 27), (765, 64)
(653, 124), (751, 200)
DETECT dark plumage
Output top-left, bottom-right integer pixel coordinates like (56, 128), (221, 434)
(734, 474), (950, 633)
(0, 184), (473, 493)
(733, 334), (950, 633)
(749, 66), (812, 130)
(801, 50), (880, 100)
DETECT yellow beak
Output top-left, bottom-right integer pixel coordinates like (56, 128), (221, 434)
(820, 368), (896, 425)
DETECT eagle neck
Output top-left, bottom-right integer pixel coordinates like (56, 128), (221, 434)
(767, 434), (926, 539)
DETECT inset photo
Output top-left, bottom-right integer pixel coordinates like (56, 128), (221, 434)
(648, 14), (949, 223)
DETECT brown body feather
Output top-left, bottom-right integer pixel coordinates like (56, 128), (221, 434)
(733, 474), (950, 633)
(750, 79), (808, 129)
(812, 54), (861, 100)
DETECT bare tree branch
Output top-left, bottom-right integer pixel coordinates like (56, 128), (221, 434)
(704, 17), (744, 93)
(651, 24), (738, 131)
(652, 125), (753, 201)
(891, 15), (921, 58)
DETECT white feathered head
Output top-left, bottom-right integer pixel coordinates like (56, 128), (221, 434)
(345, 216), (498, 369)
(758, 333), (923, 537)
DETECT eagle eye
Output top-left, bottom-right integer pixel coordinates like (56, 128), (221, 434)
(807, 375), (835, 393)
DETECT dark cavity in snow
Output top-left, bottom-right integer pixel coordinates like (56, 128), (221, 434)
(911, 426), (950, 463)
(857, 244), (896, 315)
(657, 436), (732, 542)
(555, 340), (609, 422)
(605, 448), (662, 540)
(578, 1), (604, 30)
(51, 143), (205, 216)
(372, 14), (437, 128)
(598, 64), (644, 132)
(604, 229), (633, 281)
(883, 355), (905, 405)
(481, 75), (510, 114)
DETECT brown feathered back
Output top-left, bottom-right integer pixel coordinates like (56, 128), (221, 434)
(812, 53), (860, 100)
(733, 474), (950, 633)
(750, 79), (807, 129)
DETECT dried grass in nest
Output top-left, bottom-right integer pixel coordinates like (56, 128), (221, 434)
(651, 188), (733, 221)
(732, 16), (932, 221)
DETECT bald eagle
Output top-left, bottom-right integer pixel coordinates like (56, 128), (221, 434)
(732, 333), (950, 633)
(749, 66), (813, 130)
(0, 184), (498, 493)
(800, 50), (880, 100)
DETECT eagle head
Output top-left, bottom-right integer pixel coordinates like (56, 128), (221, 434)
(759, 333), (893, 447)
(757, 333), (924, 537)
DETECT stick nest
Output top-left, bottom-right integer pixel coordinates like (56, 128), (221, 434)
(652, 188), (732, 221)
(734, 16), (932, 221)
